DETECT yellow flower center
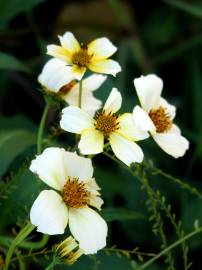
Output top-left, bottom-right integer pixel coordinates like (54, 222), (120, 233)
(72, 48), (92, 67)
(59, 80), (77, 96)
(149, 106), (172, 133)
(63, 178), (90, 208)
(95, 111), (119, 136)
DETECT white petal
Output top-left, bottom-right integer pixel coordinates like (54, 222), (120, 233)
(69, 207), (107, 254)
(30, 147), (68, 190)
(85, 178), (101, 195)
(169, 124), (181, 135)
(118, 113), (149, 141)
(30, 190), (68, 235)
(47, 45), (72, 63)
(64, 151), (94, 182)
(60, 106), (94, 134)
(79, 129), (104, 154)
(109, 132), (144, 166)
(88, 37), (117, 60)
(71, 65), (86, 80)
(82, 74), (107, 92)
(38, 59), (74, 93)
(89, 195), (104, 211)
(134, 74), (163, 112)
(104, 88), (122, 114)
(88, 59), (121, 77)
(160, 97), (176, 120)
(63, 86), (102, 117)
(153, 133), (189, 158)
(132, 105), (156, 132)
(58, 32), (80, 53)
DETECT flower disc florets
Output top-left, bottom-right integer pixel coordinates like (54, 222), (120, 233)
(63, 178), (90, 208)
(95, 111), (119, 136)
(149, 106), (172, 133)
(72, 48), (92, 67)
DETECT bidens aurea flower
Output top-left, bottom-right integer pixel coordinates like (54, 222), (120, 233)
(133, 74), (189, 158)
(30, 148), (107, 254)
(47, 31), (121, 80)
(38, 58), (106, 116)
(60, 88), (149, 166)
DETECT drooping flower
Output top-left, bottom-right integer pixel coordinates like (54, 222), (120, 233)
(133, 74), (189, 158)
(38, 58), (106, 116)
(56, 236), (83, 265)
(60, 88), (149, 166)
(47, 31), (121, 80)
(30, 148), (107, 254)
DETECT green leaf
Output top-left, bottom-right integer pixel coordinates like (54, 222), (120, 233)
(102, 208), (145, 222)
(0, 129), (36, 176)
(0, 52), (29, 72)
(0, 168), (40, 232)
(0, 0), (46, 20)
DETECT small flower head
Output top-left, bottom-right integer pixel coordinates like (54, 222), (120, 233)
(60, 88), (149, 166)
(56, 236), (83, 265)
(30, 148), (107, 254)
(133, 74), (189, 158)
(38, 58), (106, 116)
(47, 32), (121, 80)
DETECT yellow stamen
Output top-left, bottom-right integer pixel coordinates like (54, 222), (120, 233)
(149, 106), (172, 133)
(95, 111), (119, 136)
(72, 49), (92, 67)
(63, 178), (90, 208)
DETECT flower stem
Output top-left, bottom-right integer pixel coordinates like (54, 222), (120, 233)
(76, 80), (83, 143)
(37, 101), (50, 154)
(78, 80), (83, 108)
(0, 234), (48, 250)
(137, 226), (202, 270)
(3, 222), (35, 270)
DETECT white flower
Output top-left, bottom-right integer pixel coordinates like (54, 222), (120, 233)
(38, 58), (107, 116)
(30, 148), (107, 255)
(60, 88), (149, 166)
(133, 74), (189, 158)
(47, 31), (121, 80)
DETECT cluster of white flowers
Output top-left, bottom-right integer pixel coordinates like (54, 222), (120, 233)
(30, 32), (189, 262)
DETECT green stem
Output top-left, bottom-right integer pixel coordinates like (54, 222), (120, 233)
(78, 80), (83, 108)
(37, 102), (50, 154)
(3, 222), (35, 270)
(0, 234), (48, 250)
(137, 226), (202, 270)
(76, 80), (83, 143)
(102, 151), (202, 269)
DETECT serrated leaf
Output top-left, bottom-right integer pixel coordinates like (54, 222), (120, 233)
(0, 129), (36, 176)
(102, 208), (145, 222)
(0, 52), (29, 72)
(0, 168), (40, 232)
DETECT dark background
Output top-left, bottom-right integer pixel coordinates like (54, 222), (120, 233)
(0, 0), (202, 269)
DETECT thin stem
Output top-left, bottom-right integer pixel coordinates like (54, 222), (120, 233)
(138, 226), (202, 270)
(150, 165), (202, 200)
(0, 234), (48, 250)
(11, 249), (53, 262)
(76, 80), (83, 143)
(78, 80), (83, 108)
(3, 222), (35, 270)
(37, 102), (50, 154)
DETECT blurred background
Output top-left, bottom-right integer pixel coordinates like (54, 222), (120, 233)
(0, 0), (202, 269)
